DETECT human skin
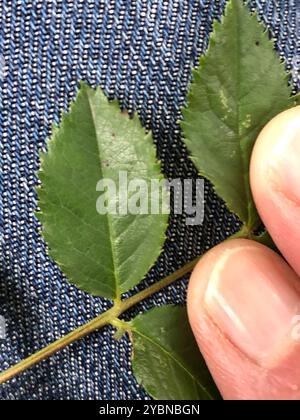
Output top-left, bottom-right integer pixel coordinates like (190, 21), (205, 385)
(188, 106), (300, 400)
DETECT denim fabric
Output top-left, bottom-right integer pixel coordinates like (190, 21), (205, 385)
(0, 0), (299, 400)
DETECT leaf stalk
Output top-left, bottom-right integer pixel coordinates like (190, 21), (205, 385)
(0, 257), (200, 385)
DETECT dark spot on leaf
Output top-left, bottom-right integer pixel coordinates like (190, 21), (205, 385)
(255, 41), (260, 46)
(121, 110), (129, 118)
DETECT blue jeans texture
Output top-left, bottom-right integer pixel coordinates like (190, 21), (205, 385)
(0, 0), (299, 400)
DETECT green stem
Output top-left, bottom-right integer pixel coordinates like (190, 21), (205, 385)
(0, 257), (200, 385)
(0, 306), (121, 385)
(0, 224), (259, 386)
(121, 257), (199, 312)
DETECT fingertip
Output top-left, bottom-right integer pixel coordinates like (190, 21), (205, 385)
(250, 105), (300, 277)
(188, 239), (300, 400)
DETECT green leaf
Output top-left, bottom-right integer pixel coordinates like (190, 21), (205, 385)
(181, 0), (295, 231)
(253, 230), (279, 253)
(131, 305), (220, 400)
(37, 82), (168, 299)
(294, 93), (300, 106)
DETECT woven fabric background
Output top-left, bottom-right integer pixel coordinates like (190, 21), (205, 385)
(0, 0), (299, 400)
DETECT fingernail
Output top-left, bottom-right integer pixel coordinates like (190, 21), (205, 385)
(204, 247), (300, 364)
(268, 117), (300, 204)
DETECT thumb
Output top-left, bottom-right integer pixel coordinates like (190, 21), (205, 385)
(187, 239), (300, 400)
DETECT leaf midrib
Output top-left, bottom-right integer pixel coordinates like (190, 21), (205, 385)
(134, 329), (213, 400)
(85, 90), (120, 299)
